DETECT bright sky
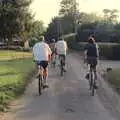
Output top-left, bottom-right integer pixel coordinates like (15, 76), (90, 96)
(30, 0), (120, 26)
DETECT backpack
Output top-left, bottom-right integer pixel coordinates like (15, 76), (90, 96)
(87, 44), (98, 57)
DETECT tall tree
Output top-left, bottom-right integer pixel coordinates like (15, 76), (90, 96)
(59, 0), (80, 33)
(45, 17), (62, 42)
(103, 9), (119, 23)
(79, 12), (103, 23)
(0, 0), (33, 43)
(30, 20), (45, 39)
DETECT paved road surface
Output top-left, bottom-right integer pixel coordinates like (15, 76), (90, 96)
(2, 53), (118, 120)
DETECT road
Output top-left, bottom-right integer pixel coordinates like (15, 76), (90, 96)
(2, 53), (119, 120)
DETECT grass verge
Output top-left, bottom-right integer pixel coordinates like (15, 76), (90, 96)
(105, 69), (120, 93)
(0, 50), (32, 60)
(0, 58), (35, 111)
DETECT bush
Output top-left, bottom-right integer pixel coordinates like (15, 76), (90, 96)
(64, 33), (120, 60)
(99, 43), (120, 60)
(29, 37), (38, 47)
(64, 33), (83, 51)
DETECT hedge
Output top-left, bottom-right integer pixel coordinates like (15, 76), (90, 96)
(65, 34), (120, 60)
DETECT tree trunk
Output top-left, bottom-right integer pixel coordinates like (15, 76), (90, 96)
(8, 36), (13, 48)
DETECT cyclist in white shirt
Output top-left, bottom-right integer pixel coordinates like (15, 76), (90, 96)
(33, 36), (52, 88)
(55, 37), (68, 71)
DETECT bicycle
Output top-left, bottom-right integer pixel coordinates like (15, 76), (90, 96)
(35, 62), (47, 96)
(51, 52), (56, 68)
(89, 64), (97, 96)
(37, 65), (44, 95)
(59, 55), (65, 76)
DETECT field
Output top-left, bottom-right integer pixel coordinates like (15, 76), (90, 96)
(0, 50), (32, 60)
(0, 50), (35, 111)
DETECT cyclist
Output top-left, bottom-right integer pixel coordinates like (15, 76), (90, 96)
(49, 39), (56, 66)
(49, 39), (56, 52)
(84, 36), (99, 88)
(55, 37), (68, 72)
(33, 36), (52, 88)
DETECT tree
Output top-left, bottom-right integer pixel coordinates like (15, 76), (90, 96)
(30, 20), (45, 39)
(45, 17), (61, 42)
(103, 9), (119, 23)
(59, 0), (79, 16)
(79, 12), (103, 24)
(59, 0), (80, 33)
(0, 0), (33, 44)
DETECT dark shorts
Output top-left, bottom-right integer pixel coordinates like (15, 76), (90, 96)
(59, 54), (66, 60)
(36, 61), (48, 69)
(87, 57), (98, 68)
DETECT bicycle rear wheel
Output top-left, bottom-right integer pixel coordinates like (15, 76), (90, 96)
(60, 60), (64, 76)
(60, 66), (64, 76)
(38, 75), (42, 95)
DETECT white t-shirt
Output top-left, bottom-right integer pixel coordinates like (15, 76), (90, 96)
(33, 42), (52, 61)
(55, 40), (68, 55)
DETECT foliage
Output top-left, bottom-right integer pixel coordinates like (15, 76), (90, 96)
(44, 17), (61, 42)
(79, 12), (103, 24)
(29, 20), (45, 40)
(59, 0), (79, 16)
(103, 9), (119, 23)
(29, 37), (38, 47)
(45, 0), (80, 41)
(65, 33), (120, 60)
(0, 0), (34, 43)
(64, 33), (82, 50)
(77, 21), (120, 43)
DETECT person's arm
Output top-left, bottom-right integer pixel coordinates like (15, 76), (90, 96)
(84, 44), (88, 63)
(96, 44), (99, 58)
(66, 41), (68, 51)
(32, 45), (35, 61)
(48, 45), (52, 63)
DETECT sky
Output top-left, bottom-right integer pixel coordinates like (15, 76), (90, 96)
(30, 0), (120, 26)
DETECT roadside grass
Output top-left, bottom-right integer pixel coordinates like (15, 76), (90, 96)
(0, 50), (32, 60)
(0, 58), (35, 111)
(105, 69), (120, 92)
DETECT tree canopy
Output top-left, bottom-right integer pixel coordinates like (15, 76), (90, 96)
(0, 0), (45, 44)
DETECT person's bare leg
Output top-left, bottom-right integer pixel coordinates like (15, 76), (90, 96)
(37, 65), (43, 77)
(43, 68), (49, 88)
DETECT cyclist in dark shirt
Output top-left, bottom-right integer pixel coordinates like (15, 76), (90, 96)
(84, 36), (99, 88)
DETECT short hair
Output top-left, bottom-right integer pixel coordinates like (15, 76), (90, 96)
(88, 37), (95, 44)
(40, 36), (45, 41)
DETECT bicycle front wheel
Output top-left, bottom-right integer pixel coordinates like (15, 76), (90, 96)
(92, 78), (96, 96)
(60, 60), (64, 76)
